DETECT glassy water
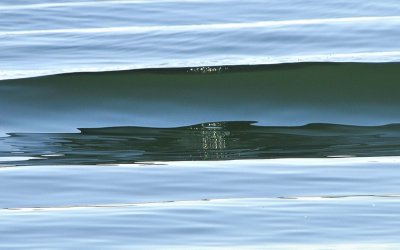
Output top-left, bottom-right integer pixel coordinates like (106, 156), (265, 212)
(1, 0), (400, 249)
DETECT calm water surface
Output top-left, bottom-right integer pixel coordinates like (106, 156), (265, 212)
(1, 0), (400, 249)
(1, 0), (400, 79)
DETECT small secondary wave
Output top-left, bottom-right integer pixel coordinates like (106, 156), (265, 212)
(2, 122), (400, 165)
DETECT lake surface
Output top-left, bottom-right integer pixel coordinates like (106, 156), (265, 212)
(1, 0), (400, 249)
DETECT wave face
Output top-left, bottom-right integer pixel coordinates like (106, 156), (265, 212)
(1, 62), (400, 165)
(1, 63), (400, 135)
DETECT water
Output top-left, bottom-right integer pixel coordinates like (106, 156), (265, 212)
(1, 0), (400, 249)
(1, 0), (400, 79)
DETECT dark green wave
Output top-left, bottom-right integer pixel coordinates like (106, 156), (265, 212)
(1, 62), (400, 135)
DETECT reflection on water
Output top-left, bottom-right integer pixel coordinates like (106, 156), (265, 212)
(2, 121), (400, 166)
(189, 122), (229, 160)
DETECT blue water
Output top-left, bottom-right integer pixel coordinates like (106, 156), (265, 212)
(1, 0), (400, 79)
(1, 0), (400, 249)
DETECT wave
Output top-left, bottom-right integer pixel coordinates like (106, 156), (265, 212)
(1, 62), (400, 136)
(0, 0), (229, 11)
(5, 194), (400, 211)
(2, 16), (400, 36)
(2, 122), (400, 165)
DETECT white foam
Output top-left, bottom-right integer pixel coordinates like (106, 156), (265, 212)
(1, 16), (400, 36)
(117, 156), (400, 168)
(4, 193), (400, 212)
(0, 156), (42, 162)
(0, 0), (227, 11)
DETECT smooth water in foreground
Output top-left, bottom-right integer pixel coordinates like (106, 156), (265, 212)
(2, 0), (400, 248)
(1, 158), (400, 249)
